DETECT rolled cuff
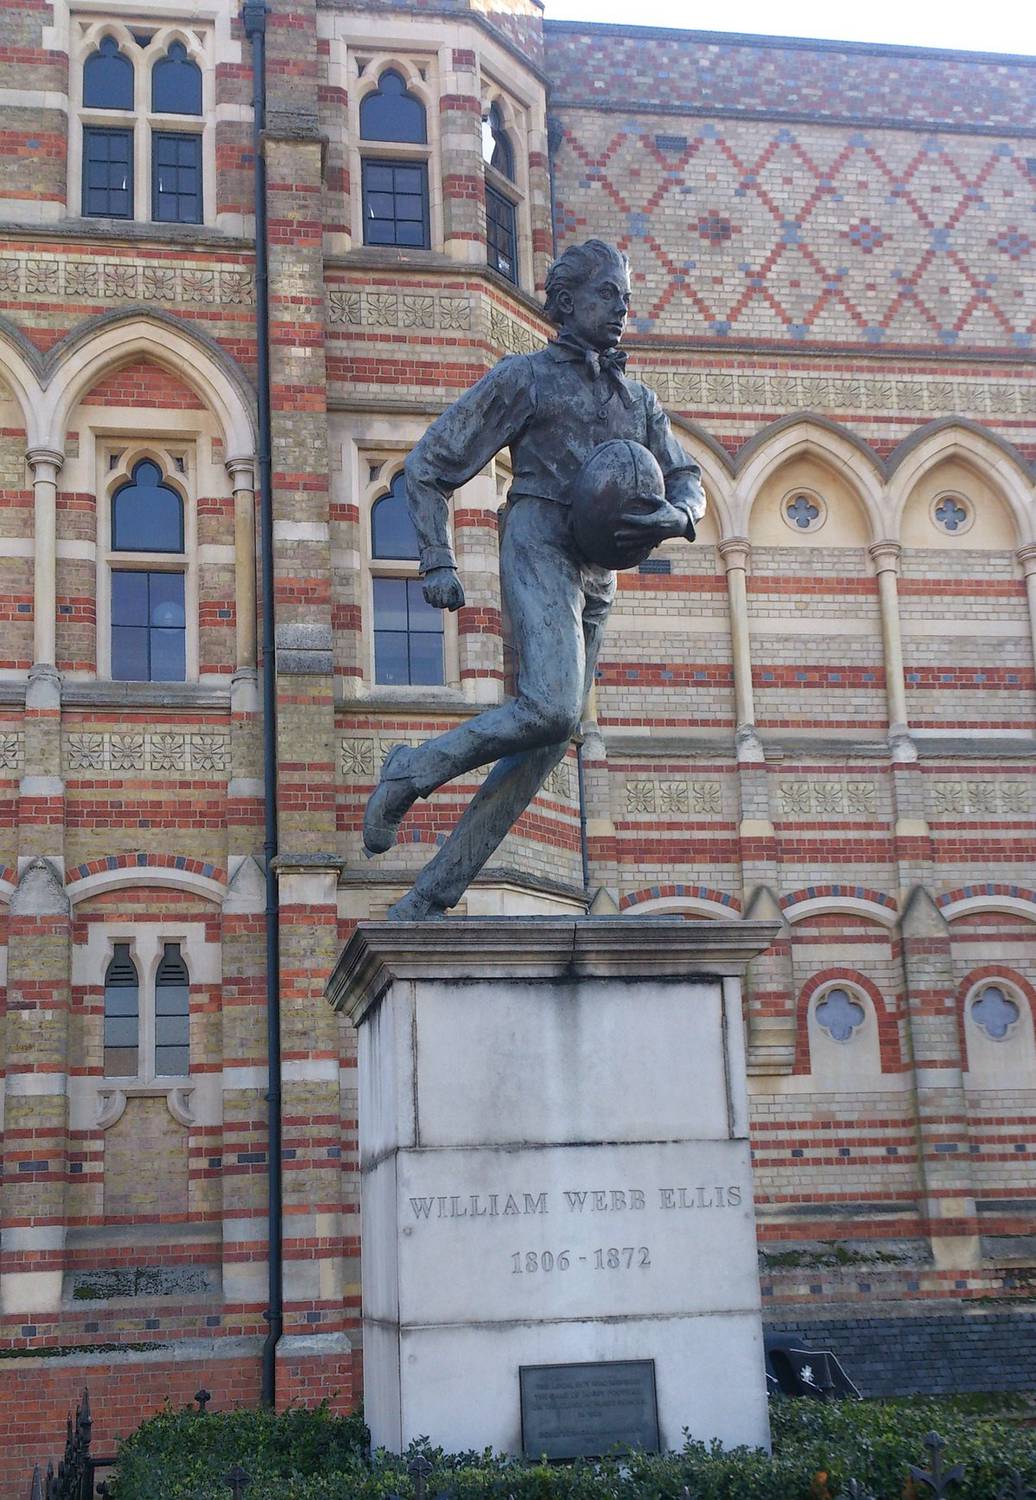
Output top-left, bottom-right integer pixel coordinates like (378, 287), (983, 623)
(419, 545), (458, 575)
(666, 474), (707, 525)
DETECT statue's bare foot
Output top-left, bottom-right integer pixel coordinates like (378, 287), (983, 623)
(387, 888), (446, 921)
(363, 744), (419, 855)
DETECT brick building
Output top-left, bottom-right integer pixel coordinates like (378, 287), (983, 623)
(1, 0), (1035, 1482)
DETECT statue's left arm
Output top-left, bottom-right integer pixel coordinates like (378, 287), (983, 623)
(644, 389), (707, 540)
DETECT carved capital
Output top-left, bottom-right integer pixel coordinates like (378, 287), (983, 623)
(868, 539), (902, 575)
(225, 456), (256, 489)
(1016, 543), (1036, 578)
(718, 535), (751, 572)
(26, 447), (64, 479)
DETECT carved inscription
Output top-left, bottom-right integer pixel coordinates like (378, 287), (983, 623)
(407, 1182), (743, 1221)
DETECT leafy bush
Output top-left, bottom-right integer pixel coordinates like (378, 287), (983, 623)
(105, 1396), (1036, 1500)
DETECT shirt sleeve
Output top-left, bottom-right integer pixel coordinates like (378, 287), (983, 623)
(404, 356), (535, 574)
(643, 387), (707, 534)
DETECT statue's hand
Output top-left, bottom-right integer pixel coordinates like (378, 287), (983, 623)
(422, 566), (465, 611)
(613, 498), (690, 549)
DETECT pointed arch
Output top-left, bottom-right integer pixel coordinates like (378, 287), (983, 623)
(732, 415), (887, 538)
(41, 310), (256, 457)
(0, 315), (46, 446)
(669, 415), (735, 537)
(885, 420), (1035, 543)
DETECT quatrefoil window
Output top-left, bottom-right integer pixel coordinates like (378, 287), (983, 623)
(932, 494), (971, 535)
(815, 987), (866, 1043)
(972, 984), (1020, 1042)
(781, 489), (826, 534)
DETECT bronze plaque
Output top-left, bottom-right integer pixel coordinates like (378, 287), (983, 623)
(519, 1358), (660, 1459)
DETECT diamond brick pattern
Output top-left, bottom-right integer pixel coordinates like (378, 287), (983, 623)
(554, 120), (1036, 350)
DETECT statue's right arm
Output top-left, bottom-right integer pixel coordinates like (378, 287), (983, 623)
(404, 357), (534, 583)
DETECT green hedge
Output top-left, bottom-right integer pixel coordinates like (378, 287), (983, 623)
(105, 1396), (1036, 1500)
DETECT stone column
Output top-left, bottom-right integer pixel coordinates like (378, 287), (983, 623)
(1017, 544), (1036, 676)
(718, 537), (755, 733)
(27, 447), (63, 669)
(868, 541), (909, 736)
(226, 458), (258, 676)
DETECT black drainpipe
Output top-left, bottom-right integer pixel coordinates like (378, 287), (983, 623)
(575, 740), (590, 897)
(242, 0), (283, 1409)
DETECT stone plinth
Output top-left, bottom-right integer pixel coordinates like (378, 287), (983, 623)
(326, 917), (778, 1456)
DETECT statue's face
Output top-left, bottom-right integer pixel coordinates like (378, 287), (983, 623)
(560, 254), (631, 351)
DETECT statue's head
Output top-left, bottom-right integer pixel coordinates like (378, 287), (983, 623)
(544, 239), (631, 352)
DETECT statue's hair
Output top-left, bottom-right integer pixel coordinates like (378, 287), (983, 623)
(543, 240), (630, 327)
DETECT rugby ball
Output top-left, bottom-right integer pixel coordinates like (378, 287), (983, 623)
(570, 439), (668, 570)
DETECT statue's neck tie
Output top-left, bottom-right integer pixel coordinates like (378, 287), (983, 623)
(554, 335), (634, 408)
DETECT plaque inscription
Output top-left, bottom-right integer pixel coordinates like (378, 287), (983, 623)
(519, 1359), (660, 1460)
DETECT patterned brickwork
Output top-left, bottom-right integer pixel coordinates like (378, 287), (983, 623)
(552, 110), (1036, 352)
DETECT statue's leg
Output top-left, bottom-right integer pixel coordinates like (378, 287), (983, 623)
(393, 600), (610, 917)
(364, 500), (590, 856)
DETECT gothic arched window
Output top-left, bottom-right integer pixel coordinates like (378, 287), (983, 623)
(155, 943), (190, 1076)
(360, 69), (427, 143)
(84, 36), (134, 110)
(103, 942), (140, 1077)
(109, 458), (187, 682)
(369, 472), (444, 686)
(151, 40), (202, 114)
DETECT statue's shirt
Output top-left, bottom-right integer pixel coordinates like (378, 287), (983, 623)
(404, 340), (706, 573)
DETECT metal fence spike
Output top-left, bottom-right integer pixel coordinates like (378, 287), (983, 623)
(224, 1463), (251, 1499)
(28, 1464), (43, 1500)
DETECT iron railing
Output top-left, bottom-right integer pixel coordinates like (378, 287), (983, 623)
(27, 1389), (115, 1500)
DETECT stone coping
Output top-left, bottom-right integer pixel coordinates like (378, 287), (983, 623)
(327, 916), (780, 1023)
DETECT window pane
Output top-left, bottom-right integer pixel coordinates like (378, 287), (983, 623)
(395, 221), (425, 247)
(111, 625), (149, 680)
(394, 166), (424, 193)
(155, 1014), (189, 1045)
(111, 569), (148, 624)
(156, 982), (189, 1016)
(151, 131), (202, 224)
(112, 459), (183, 552)
(374, 631), (409, 685)
(150, 572), (185, 627)
(151, 41), (202, 114)
(150, 626), (186, 681)
(371, 479), (419, 559)
(104, 1046), (138, 1076)
(409, 630), (445, 686)
(83, 36), (134, 110)
(155, 1045), (189, 1076)
(406, 577), (442, 629)
(83, 128), (133, 219)
(373, 577), (408, 631)
(104, 1016), (139, 1048)
(360, 69), (427, 143)
(364, 163), (394, 191)
(103, 987), (139, 1017)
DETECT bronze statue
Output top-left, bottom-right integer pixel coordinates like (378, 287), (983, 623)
(363, 239), (706, 918)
